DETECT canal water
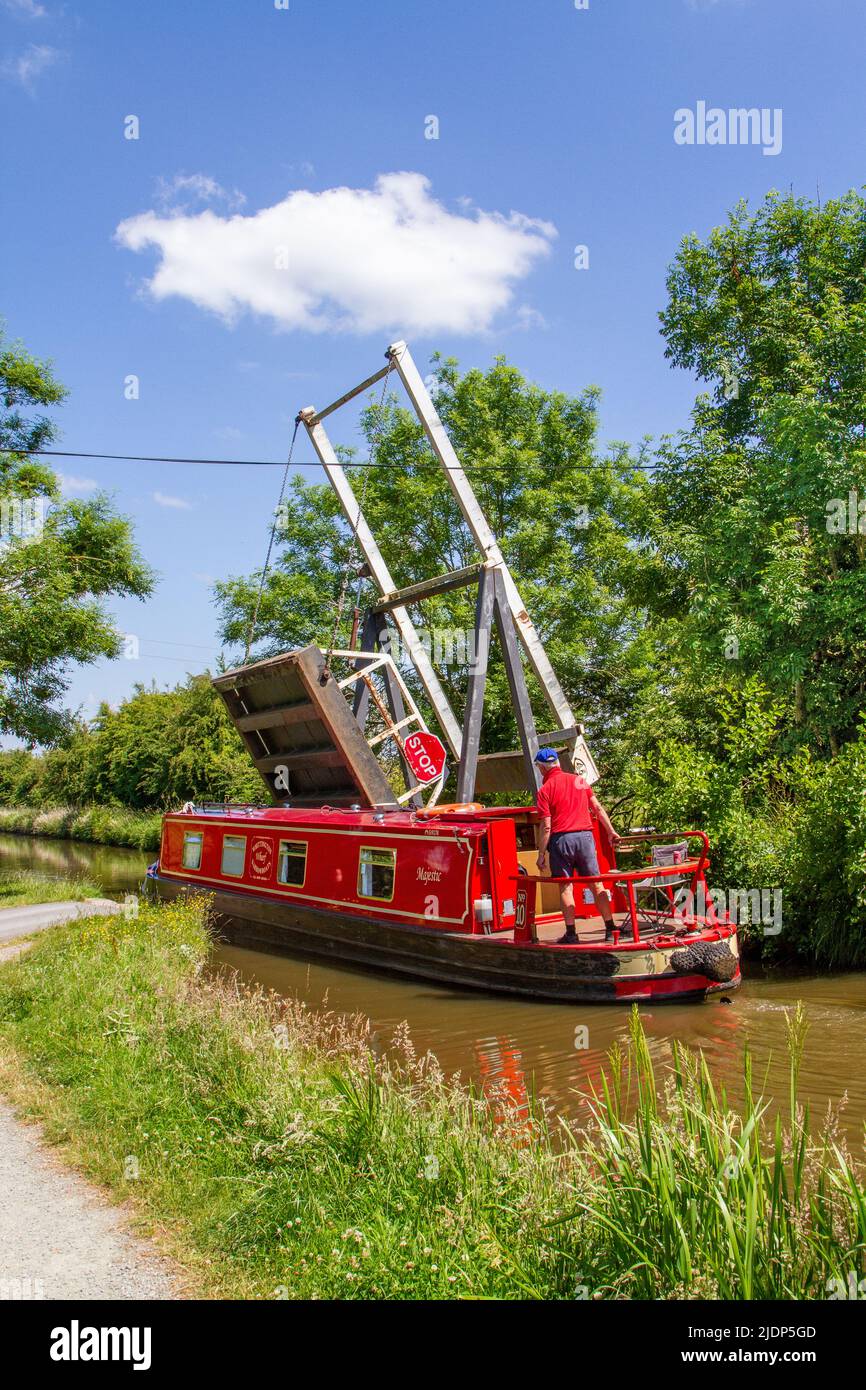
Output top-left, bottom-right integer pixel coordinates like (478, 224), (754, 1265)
(3, 831), (865, 1144)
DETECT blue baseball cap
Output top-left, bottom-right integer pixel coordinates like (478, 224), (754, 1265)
(534, 747), (559, 764)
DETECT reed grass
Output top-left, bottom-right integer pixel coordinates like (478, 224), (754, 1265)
(0, 804), (162, 852)
(0, 869), (101, 908)
(0, 895), (862, 1300)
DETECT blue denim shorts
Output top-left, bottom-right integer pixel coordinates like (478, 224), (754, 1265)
(549, 829), (600, 880)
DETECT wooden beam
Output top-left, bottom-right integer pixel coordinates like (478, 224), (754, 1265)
(235, 701), (317, 733)
(536, 726), (579, 746)
(302, 364), (391, 425)
(217, 685), (278, 790)
(371, 563), (484, 613)
(492, 567), (541, 795)
(213, 644), (400, 806)
(456, 567), (494, 803)
(255, 747), (345, 773)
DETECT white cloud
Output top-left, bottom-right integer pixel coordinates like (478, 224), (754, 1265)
(513, 304), (548, 332)
(2, 0), (47, 17)
(2, 42), (60, 89)
(57, 472), (97, 495)
(155, 172), (246, 214)
(153, 491), (192, 510)
(115, 172), (556, 337)
(213, 425), (243, 442)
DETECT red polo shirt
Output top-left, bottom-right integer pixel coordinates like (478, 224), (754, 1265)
(536, 769), (594, 834)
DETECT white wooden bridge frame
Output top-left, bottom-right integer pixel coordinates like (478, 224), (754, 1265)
(297, 341), (597, 799)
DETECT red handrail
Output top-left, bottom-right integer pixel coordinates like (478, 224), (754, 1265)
(511, 830), (715, 944)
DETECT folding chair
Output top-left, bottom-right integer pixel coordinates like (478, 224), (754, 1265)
(618, 841), (691, 934)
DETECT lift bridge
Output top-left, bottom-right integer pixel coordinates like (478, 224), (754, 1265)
(214, 341), (597, 810)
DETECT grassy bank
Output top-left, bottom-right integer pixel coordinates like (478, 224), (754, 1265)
(0, 869), (101, 908)
(0, 804), (161, 852)
(0, 896), (862, 1300)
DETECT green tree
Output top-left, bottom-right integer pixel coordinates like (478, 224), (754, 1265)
(640, 189), (866, 756)
(0, 329), (154, 744)
(0, 675), (263, 810)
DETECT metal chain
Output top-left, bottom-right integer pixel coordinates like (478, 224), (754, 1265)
(243, 418), (300, 665)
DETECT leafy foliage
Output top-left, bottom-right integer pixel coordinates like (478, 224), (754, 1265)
(0, 675), (262, 810)
(641, 189), (866, 755)
(0, 328), (153, 744)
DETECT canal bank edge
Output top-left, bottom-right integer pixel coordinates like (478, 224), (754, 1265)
(0, 806), (162, 853)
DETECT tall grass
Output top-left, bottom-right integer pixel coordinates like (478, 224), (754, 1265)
(0, 869), (101, 907)
(0, 804), (162, 852)
(0, 896), (862, 1300)
(564, 1008), (865, 1299)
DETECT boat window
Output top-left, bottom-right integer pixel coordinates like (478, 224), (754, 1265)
(277, 840), (307, 887)
(182, 831), (203, 871)
(358, 846), (396, 901)
(221, 835), (246, 878)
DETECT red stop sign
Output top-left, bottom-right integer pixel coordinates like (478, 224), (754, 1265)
(403, 730), (447, 784)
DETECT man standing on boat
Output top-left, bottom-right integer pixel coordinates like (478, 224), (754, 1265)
(534, 748), (620, 944)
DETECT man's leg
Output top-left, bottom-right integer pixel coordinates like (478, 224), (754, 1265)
(559, 881), (576, 932)
(574, 831), (616, 937)
(556, 880), (578, 943)
(590, 881), (616, 935)
(550, 836), (578, 943)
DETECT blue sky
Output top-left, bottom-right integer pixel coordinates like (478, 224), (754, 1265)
(2, 0), (864, 730)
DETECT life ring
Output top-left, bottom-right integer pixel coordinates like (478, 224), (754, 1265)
(416, 802), (484, 817)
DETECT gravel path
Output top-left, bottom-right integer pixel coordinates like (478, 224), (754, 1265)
(0, 900), (184, 1300)
(0, 1106), (182, 1300)
(0, 898), (121, 946)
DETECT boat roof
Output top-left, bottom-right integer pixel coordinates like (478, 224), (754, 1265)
(165, 803), (539, 835)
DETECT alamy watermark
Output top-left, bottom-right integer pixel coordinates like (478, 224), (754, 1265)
(827, 1272), (866, 1300)
(826, 491), (866, 534)
(674, 102), (783, 157)
(0, 495), (45, 549)
(0, 1278), (44, 1300)
(675, 882), (783, 936)
(383, 627), (489, 672)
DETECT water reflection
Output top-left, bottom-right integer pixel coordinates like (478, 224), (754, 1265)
(0, 831), (150, 896)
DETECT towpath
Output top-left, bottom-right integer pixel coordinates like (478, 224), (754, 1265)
(0, 900), (184, 1300)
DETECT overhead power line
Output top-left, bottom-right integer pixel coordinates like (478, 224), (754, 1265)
(36, 448), (658, 473)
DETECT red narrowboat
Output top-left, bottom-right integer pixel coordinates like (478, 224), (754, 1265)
(151, 342), (741, 1003)
(150, 800), (739, 1004)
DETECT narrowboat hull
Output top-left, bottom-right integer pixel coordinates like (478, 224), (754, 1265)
(152, 872), (741, 1005)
